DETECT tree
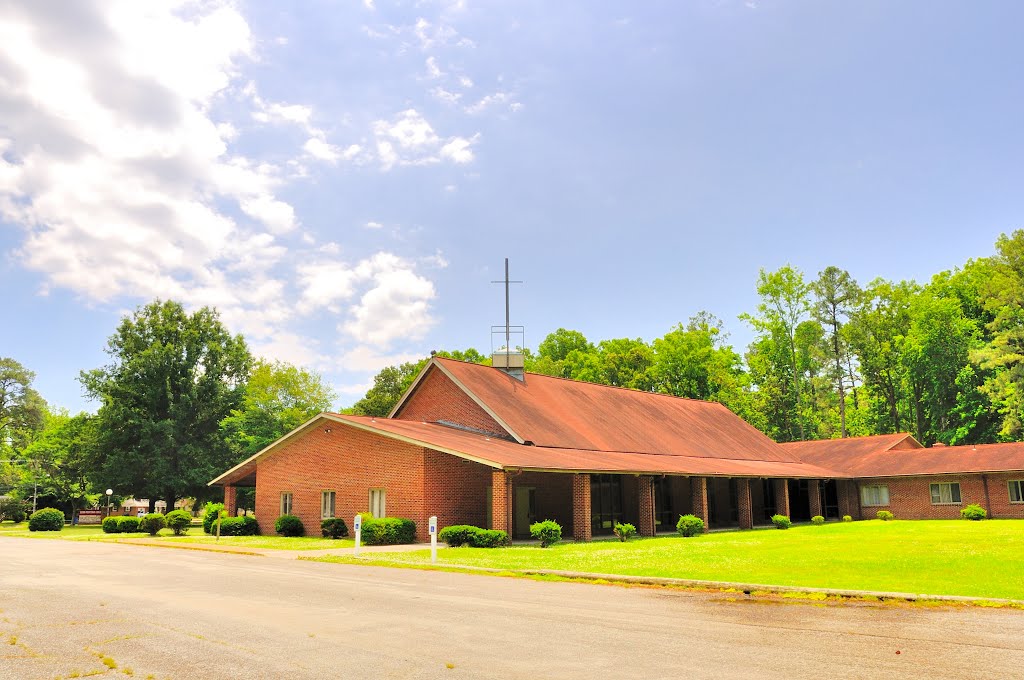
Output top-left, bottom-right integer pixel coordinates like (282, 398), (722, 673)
(811, 267), (862, 437)
(81, 300), (251, 512)
(22, 412), (98, 519)
(221, 360), (338, 458)
(0, 358), (46, 458)
(348, 349), (487, 417)
(594, 338), (655, 390)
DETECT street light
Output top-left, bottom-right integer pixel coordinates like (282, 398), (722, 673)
(106, 489), (113, 518)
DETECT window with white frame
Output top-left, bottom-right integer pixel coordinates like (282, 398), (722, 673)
(1009, 480), (1024, 503)
(280, 492), (293, 516)
(321, 490), (336, 519)
(929, 482), (962, 505)
(370, 488), (386, 518)
(860, 485), (890, 507)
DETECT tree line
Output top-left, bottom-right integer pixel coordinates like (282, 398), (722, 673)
(350, 230), (1024, 448)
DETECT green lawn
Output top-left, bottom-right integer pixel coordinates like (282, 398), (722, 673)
(316, 520), (1024, 600)
(0, 522), (353, 550)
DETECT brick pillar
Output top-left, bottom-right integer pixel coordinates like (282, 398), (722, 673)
(223, 485), (237, 516)
(491, 470), (512, 534)
(572, 473), (592, 542)
(737, 478), (753, 529)
(637, 475), (656, 537)
(808, 480), (823, 518)
(773, 478), (790, 518)
(691, 477), (709, 532)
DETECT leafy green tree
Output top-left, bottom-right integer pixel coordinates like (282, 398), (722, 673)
(0, 358), (46, 458)
(22, 412), (99, 519)
(81, 300), (252, 512)
(348, 349), (487, 417)
(221, 360), (338, 458)
(811, 267), (862, 437)
(594, 338), (655, 390)
(537, 329), (593, 364)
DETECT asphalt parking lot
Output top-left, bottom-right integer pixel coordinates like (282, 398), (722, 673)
(2, 537), (1023, 679)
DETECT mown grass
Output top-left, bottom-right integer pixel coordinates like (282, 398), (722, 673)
(313, 520), (1024, 600)
(0, 521), (353, 550)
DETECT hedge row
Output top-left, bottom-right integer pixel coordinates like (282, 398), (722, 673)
(437, 525), (508, 548)
(362, 517), (416, 545)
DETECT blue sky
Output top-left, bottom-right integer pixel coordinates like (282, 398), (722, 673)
(1, 0), (1022, 413)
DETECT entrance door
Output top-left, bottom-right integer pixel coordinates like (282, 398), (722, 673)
(653, 478), (674, 532)
(514, 486), (536, 539)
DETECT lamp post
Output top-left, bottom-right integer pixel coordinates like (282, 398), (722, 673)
(106, 489), (113, 518)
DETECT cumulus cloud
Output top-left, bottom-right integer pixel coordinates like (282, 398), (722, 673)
(371, 109), (478, 170)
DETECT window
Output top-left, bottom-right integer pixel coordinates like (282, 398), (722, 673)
(861, 485), (890, 507)
(1008, 480), (1024, 504)
(321, 491), (336, 519)
(929, 482), (962, 505)
(369, 488), (386, 518)
(280, 492), (293, 516)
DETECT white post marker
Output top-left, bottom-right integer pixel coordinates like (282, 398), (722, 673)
(429, 515), (438, 564)
(353, 513), (362, 557)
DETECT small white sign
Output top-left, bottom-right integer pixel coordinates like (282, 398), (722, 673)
(428, 515), (437, 534)
(354, 514), (362, 532)
(429, 515), (438, 564)
(353, 514), (362, 557)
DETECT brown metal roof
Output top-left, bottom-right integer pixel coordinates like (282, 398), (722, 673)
(782, 435), (1024, 477)
(433, 358), (802, 463)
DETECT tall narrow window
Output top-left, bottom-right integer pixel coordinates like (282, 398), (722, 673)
(369, 489), (386, 518)
(321, 490), (336, 519)
(1010, 480), (1024, 503)
(280, 492), (293, 516)
(929, 482), (962, 505)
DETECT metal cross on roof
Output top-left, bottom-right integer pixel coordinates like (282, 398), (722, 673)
(491, 257), (523, 355)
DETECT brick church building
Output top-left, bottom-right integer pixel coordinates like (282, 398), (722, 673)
(210, 356), (1024, 541)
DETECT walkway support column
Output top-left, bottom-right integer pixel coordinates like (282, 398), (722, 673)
(808, 480), (823, 518)
(737, 478), (753, 529)
(572, 473), (592, 542)
(773, 478), (790, 518)
(223, 485), (237, 517)
(491, 470), (513, 535)
(691, 477), (709, 532)
(637, 475), (656, 537)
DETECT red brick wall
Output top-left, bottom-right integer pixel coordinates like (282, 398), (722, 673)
(853, 474), (1024, 520)
(395, 366), (509, 437)
(512, 472), (574, 537)
(255, 423), (429, 540)
(423, 450), (493, 531)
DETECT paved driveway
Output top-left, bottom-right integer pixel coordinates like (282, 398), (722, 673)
(1, 537), (1023, 679)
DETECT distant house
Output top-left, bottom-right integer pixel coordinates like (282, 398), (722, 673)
(209, 356), (1024, 541)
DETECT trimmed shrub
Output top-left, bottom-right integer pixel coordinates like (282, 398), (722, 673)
(203, 502), (225, 534)
(362, 517), (416, 545)
(165, 509), (192, 536)
(321, 517), (349, 539)
(469, 529), (509, 548)
(117, 516), (141, 533)
(275, 514), (304, 537)
(876, 510), (895, 521)
(0, 497), (27, 523)
(140, 512), (165, 536)
(811, 515), (825, 526)
(613, 522), (637, 542)
(771, 514), (792, 530)
(842, 515), (853, 523)
(529, 519), (562, 547)
(438, 525), (478, 547)
(961, 504), (987, 521)
(357, 511), (374, 526)
(676, 514), (705, 537)
(219, 515), (259, 536)
(102, 516), (122, 533)
(28, 508), (65, 532)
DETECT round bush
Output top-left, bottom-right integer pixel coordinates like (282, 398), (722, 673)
(613, 522), (637, 542)
(771, 514), (792, 530)
(438, 525), (478, 547)
(469, 529), (509, 548)
(362, 517), (417, 545)
(28, 508), (65, 532)
(961, 504), (987, 521)
(219, 515), (259, 536)
(139, 512), (165, 536)
(117, 516), (141, 533)
(529, 519), (562, 547)
(165, 509), (192, 536)
(876, 510), (895, 521)
(275, 514), (304, 537)
(321, 517), (349, 539)
(811, 515), (825, 526)
(101, 516), (122, 533)
(842, 515), (853, 522)
(676, 514), (705, 537)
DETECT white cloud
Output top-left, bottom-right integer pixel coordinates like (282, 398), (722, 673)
(336, 346), (424, 375)
(371, 109), (479, 170)
(425, 56), (443, 79)
(343, 259), (437, 346)
(440, 135), (479, 164)
(365, 221), (384, 229)
(431, 87), (462, 105)
(465, 91), (515, 115)
(303, 136), (341, 162)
